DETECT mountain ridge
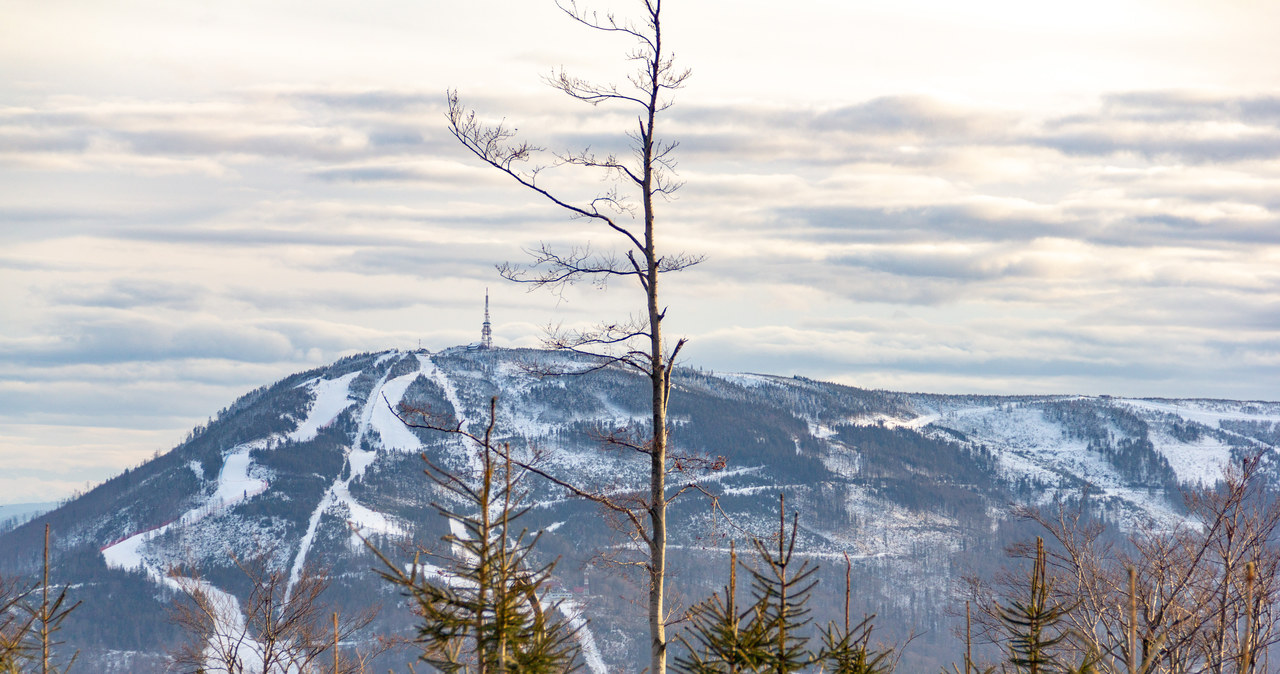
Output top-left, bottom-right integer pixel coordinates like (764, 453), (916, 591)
(4, 345), (1279, 671)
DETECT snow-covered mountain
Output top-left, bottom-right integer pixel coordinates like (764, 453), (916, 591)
(4, 346), (1279, 671)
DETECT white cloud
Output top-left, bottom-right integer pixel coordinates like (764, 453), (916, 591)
(4, 1), (1280, 503)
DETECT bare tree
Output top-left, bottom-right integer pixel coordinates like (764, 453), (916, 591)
(168, 554), (378, 674)
(447, 1), (699, 671)
(0, 525), (79, 674)
(964, 454), (1280, 673)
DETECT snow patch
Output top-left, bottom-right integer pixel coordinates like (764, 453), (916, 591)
(1118, 398), (1279, 485)
(850, 412), (939, 430)
(807, 421), (837, 439)
(1149, 428), (1233, 486)
(103, 441), (269, 572)
(718, 373), (775, 388)
(558, 598), (606, 674)
(288, 371), (360, 442)
(212, 448), (269, 504)
(287, 353), (432, 598)
(366, 369), (427, 454)
(336, 482), (406, 548)
(934, 404), (1183, 525)
(101, 441), (276, 672)
(1119, 398), (1280, 426)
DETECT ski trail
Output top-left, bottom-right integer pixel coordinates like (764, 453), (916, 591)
(101, 441), (269, 566)
(419, 352), (484, 479)
(102, 441), (270, 672)
(558, 598), (606, 674)
(286, 352), (407, 598)
(419, 353), (487, 552)
(420, 352), (470, 434)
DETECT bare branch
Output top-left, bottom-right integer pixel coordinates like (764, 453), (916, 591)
(498, 243), (643, 292)
(388, 395), (656, 551)
(556, 0), (656, 50)
(546, 68), (649, 108)
(446, 91), (647, 254)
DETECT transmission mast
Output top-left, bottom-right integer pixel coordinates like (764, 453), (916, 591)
(481, 289), (493, 349)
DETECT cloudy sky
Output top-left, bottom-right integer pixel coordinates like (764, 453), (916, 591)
(3, 0), (1280, 504)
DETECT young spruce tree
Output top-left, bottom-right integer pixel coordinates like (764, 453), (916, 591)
(996, 537), (1071, 674)
(374, 397), (581, 673)
(815, 555), (892, 674)
(678, 495), (897, 673)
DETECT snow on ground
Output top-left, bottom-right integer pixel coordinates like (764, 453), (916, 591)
(1148, 427), (1234, 486)
(102, 441), (277, 671)
(212, 447), (269, 504)
(287, 354), (419, 597)
(806, 421), (861, 478)
(367, 368), (428, 454)
(1119, 398), (1280, 426)
(108, 556), (263, 673)
(104, 441), (270, 575)
(718, 373), (777, 388)
(171, 576), (269, 673)
(934, 404), (1182, 524)
(806, 420), (837, 439)
(334, 482), (405, 548)
(100, 529), (149, 572)
(490, 357), (544, 396)
(420, 353), (469, 432)
(849, 412), (940, 430)
(287, 489), (334, 597)
(593, 394), (648, 430)
(558, 598), (606, 674)
(831, 483), (962, 558)
(688, 465), (764, 487)
(447, 515), (478, 563)
(937, 405), (1074, 490)
(1117, 398), (1280, 485)
(288, 371), (359, 442)
(821, 446), (861, 479)
(721, 483), (807, 497)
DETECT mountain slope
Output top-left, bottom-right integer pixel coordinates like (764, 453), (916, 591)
(3, 347), (1278, 671)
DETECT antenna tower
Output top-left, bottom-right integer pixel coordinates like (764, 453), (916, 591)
(481, 289), (493, 349)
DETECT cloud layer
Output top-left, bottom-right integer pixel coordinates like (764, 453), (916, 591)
(3, 1), (1280, 503)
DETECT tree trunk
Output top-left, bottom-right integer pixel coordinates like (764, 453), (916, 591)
(645, 8), (668, 669)
(645, 102), (668, 674)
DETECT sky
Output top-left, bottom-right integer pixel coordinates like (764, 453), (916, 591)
(3, 0), (1280, 504)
